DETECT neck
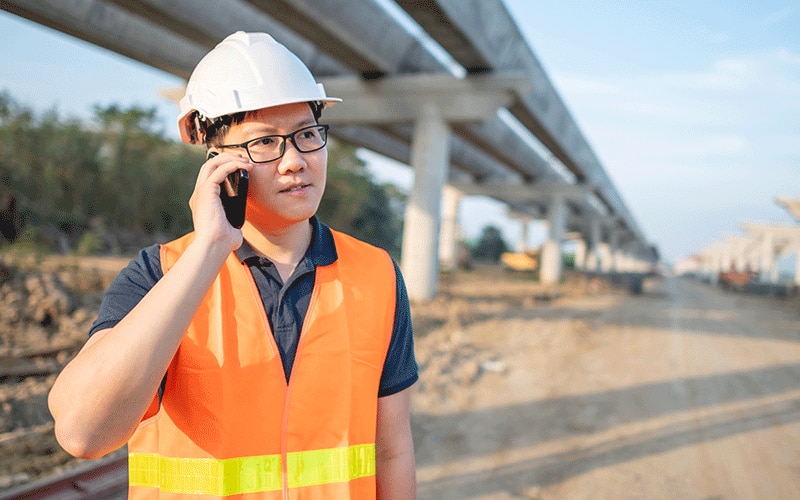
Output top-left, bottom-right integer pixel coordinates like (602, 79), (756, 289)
(241, 219), (313, 280)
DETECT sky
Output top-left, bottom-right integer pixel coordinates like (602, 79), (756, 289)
(1, 1), (798, 264)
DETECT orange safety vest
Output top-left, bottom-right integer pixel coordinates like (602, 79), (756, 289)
(127, 229), (396, 499)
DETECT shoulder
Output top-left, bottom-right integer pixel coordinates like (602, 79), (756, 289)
(159, 232), (196, 270)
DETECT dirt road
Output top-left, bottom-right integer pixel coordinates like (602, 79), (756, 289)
(2, 256), (799, 498)
(411, 275), (800, 499)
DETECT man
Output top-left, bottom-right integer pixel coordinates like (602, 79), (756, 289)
(48, 32), (418, 499)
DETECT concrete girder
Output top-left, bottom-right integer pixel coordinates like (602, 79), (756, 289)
(776, 197), (800, 222)
(451, 120), (564, 183)
(449, 182), (597, 203)
(741, 222), (800, 251)
(397, 0), (647, 245)
(274, 0), (590, 193)
(320, 72), (531, 124)
(4, 0), (624, 232)
(244, 0), (445, 78)
(374, 124), (523, 183)
(321, 73), (566, 184)
(392, 0), (493, 73)
(1, 0), (207, 78)
(111, 0), (348, 77)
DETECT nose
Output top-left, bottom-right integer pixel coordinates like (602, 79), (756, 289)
(275, 139), (307, 175)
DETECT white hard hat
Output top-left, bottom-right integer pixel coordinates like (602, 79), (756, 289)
(177, 31), (341, 144)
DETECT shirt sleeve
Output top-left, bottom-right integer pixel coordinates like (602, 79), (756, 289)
(378, 258), (419, 397)
(89, 244), (163, 336)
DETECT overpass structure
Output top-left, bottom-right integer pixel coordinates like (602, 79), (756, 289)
(683, 198), (800, 287)
(2, 0), (658, 300)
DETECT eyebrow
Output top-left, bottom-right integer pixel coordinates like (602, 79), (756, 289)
(243, 118), (318, 136)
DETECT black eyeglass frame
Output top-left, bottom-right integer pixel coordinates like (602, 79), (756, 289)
(215, 124), (330, 163)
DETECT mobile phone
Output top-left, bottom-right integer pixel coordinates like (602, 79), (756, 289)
(207, 151), (249, 229)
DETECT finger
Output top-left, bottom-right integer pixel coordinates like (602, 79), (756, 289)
(199, 153), (252, 186)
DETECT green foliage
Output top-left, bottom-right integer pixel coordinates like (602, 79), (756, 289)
(317, 141), (404, 257)
(469, 225), (510, 262)
(0, 93), (405, 257)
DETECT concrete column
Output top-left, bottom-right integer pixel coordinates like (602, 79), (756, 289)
(759, 233), (776, 284)
(609, 231), (620, 273)
(720, 246), (732, 273)
(573, 239), (587, 270)
(710, 250), (722, 285)
(401, 103), (450, 302)
(517, 218), (531, 253)
(539, 194), (567, 284)
(614, 248), (627, 273)
(795, 251), (800, 286)
(597, 243), (610, 273)
(438, 184), (462, 273)
(585, 219), (601, 272)
(733, 247), (747, 272)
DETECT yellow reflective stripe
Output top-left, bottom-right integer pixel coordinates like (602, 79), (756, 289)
(129, 452), (282, 495)
(129, 444), (375, 495)
(286, 443), (375, 488)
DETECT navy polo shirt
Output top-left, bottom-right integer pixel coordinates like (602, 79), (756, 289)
(90, 216), (418, 397)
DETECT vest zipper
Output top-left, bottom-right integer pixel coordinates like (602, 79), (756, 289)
(280, 271), (322, 499)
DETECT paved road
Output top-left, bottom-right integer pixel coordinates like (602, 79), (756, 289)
(412, 277), (800, 499)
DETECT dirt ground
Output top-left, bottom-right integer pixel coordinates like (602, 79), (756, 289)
(1, 255), (799, 499)
(411, 269), (800, 499)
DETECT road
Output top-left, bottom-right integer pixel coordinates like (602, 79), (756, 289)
(410, 276), (800, 499)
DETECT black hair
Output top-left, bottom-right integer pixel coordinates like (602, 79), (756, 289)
(203, 102), (324, 147)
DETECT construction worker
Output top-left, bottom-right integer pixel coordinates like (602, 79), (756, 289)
(48, 32), (418, 499)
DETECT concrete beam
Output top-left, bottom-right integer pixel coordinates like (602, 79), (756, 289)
(741, 222), (800, 242)
(2, 0), (206, 78)
(320, 72), (530, 124)
(776, 197), (800, 222)
(450, 181), (597, 202)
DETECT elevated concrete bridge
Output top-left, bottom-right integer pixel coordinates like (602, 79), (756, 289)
(1, 0), (659, 300)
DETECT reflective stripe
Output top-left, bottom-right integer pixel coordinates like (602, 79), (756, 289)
(129, 443), (375, 496)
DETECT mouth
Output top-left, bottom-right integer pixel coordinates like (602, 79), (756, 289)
(280, 183), (310, 193)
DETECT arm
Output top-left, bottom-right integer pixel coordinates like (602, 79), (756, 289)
(375, 388), (417, 499)
(48, 154), (252, 459)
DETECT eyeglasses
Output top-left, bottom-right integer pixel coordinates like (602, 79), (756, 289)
(216, 124), (330, 163)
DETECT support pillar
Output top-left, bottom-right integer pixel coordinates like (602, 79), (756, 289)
(573, 239), (587, 270)
(438, 184), (462, 273)
(759, 233), (776, 284)
(401, 104), (450, 302)
(599, 243), (613, 273)
(795, 251), (800, 286)
(585, 218), (602, 272)
(609, 231), (621, 273)
(517, 218), (531, 253)
(539, 194), (567, 284)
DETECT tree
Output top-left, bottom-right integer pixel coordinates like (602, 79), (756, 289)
(0, 93), (406, 257)
(318, 141), (404, 257)
(470, 225), (509, 262)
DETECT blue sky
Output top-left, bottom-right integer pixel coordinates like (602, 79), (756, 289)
(1, 2), (798, 264)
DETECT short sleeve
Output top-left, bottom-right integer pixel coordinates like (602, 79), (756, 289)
(378, 259), (419, 397)
(89, 244), (163, 336)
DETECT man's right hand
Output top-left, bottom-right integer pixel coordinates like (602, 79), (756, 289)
(188, 152), (253, 252)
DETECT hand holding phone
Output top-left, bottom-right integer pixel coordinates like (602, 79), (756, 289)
(207, 151), (249, 229)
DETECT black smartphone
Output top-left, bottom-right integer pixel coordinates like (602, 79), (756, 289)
(207, 151), (249, 229)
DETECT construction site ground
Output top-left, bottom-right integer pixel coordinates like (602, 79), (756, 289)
(1, 254), (799, 499)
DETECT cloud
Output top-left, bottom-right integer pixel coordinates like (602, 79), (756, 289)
(763, 7), (793, 26)
(546, 48), (800, 261)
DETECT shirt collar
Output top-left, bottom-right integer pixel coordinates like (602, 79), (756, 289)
(234, 215), (338, 267)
